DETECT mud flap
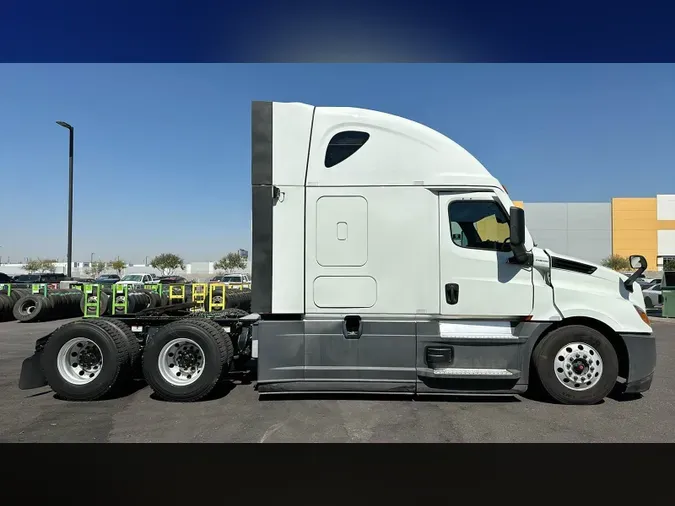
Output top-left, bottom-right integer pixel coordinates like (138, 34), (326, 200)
(18, 353), (47, 390)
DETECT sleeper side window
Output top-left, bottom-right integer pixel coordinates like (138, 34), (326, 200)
(449, 200), (511, 252)
(325, 131), (370, 168)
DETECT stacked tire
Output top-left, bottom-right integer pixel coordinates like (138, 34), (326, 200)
(225, 288), (251, 313)
(80, 288), (111, 317)
(0, 288), (30, 321)
(14, 290), (84, 323)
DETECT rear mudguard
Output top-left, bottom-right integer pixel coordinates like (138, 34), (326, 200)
(18, 334), (51, 390)
(19, 352), (47, 390)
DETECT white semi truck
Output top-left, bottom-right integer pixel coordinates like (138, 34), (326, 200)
(18, 101), (656, 405)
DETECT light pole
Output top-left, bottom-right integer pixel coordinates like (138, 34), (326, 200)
(56, 121), (74, 278)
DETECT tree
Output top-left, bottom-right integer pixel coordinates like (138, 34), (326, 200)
(86, 261), (108, 278)
(150, 253), (185, 276)
(110, 259), (126, 275)
(39, 259), (57, 273)
(214, 251), (248, 273)
(664, 258), (675, 271)
(23, 258), (42, 274)
(22, 258), (57, 273)
(601, 254), (630, 271)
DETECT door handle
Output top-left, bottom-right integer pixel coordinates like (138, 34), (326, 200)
(445, 283), (459, 305)
(342, 315), (363, 339)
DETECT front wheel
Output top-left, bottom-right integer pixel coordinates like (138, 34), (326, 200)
(532, 325), (618, 405)
(644, 297), (654, 309)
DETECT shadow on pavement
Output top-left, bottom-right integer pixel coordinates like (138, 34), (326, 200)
(148, 376), (249, 403)
(52, 379), (148, 401)
(259, 392), (522, 403)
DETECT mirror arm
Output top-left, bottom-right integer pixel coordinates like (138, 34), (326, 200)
(624, 264), (647, 292)
(509, 247), (532, 266)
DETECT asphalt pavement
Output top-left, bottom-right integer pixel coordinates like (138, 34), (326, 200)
(1, 316), (674, 443)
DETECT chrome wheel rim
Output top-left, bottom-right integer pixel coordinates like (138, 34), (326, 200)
(554, 342), (603, 391)
(56, 338), (103, 385)
(157, 338), (205, 386)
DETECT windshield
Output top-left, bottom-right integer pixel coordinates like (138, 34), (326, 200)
(221, 275), (242, 282)
(121, 275), (143, 282)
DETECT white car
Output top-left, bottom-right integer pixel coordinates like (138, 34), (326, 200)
(210, 273), (251, 289)
(115, 273), (160, 289)
(643, 283), (662, 309)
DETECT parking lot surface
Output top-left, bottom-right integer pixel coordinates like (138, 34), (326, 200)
(1, 317), (674, 443)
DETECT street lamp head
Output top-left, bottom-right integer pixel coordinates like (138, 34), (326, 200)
(56, 121), (73, 130)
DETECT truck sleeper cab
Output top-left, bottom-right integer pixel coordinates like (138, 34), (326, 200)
(16, 101), (655, 406)
(250, 100), (656, 405)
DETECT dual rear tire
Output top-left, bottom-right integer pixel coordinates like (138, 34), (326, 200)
(40, 318), (233, 402)
(40, 319), (139, 401)
(142, 319), (233, 402)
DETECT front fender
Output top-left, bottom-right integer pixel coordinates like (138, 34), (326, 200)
(556, 307), (622, 332)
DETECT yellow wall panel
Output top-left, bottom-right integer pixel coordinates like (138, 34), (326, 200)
(612, 198), (658, 267)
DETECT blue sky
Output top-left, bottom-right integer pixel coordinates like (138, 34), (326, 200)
(0, 64), (673, 264)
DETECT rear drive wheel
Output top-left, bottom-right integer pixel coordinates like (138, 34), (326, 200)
(142, 319), (232, 402)
(532, 325), (618, 405)
(97, 318), (142, 378)
(40, 320), (132, 401)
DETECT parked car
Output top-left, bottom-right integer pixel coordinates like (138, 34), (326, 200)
(209, 273), (251, 287)
(11, 273), (69, 285)
(643, 283), (663, 309)
(93, 274), (121, 286)
(73, 277), (96, 283)
(0, 272), (13, 284)
(637, 278), (657, 289)
(158, 276), (187, 284)
(115, 273), (160, 289)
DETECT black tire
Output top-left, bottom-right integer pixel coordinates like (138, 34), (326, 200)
(142, 319), (232, 402)
(40, 319), (132, 401)
(644, 297), (654, 309)
(0, 294), (14, 320)
(159, 293), (169, 307)
(8, 288), (28, 303)
(97, 318), (142, 378)
(80, 292), (110, 317)
(141, 290), (160, 309)
(226, 291), (241, 309)
(532, 325), (618, 405)
(13, 295), (46, 322)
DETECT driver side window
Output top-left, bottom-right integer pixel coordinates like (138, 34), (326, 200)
(449, 200), (511, 251)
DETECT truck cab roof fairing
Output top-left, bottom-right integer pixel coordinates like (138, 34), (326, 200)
(309, 104), (500, 188)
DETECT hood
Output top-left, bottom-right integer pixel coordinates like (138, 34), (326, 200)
(543, 249), (644, 301)
(543, 250), (626, 282)
(116, 280), (143, 285)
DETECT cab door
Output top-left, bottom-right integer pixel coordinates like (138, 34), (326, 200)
(439, 192), (533, 318)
